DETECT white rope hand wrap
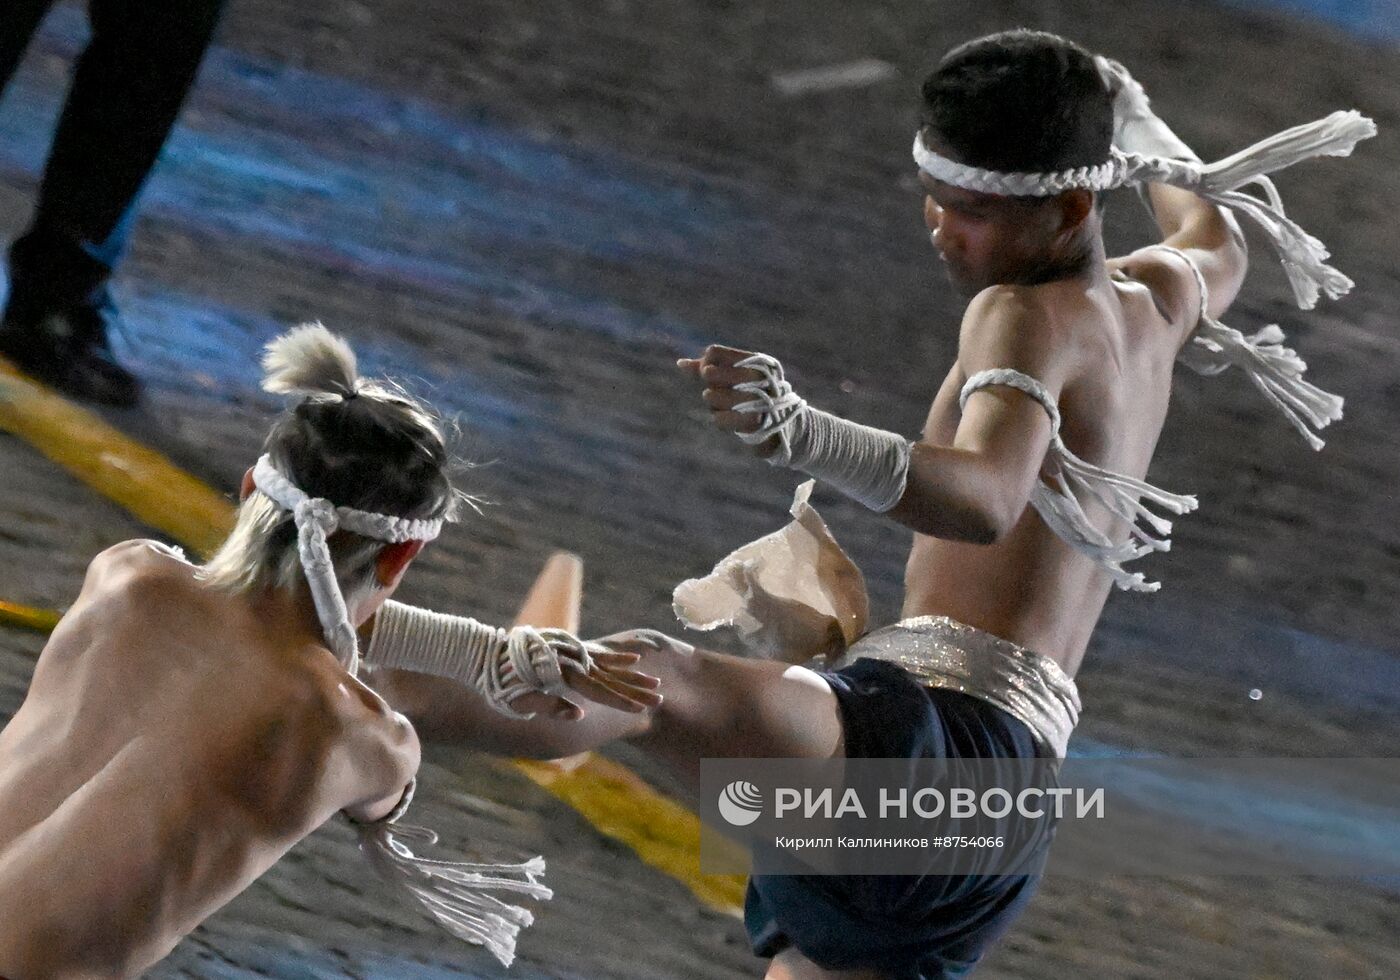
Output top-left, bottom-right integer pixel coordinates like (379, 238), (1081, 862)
(366, 600), (597, 719)
(252, 455), (444, 678)
(731, 353), (806, 463)
(731, 353), (911, 513)
(960, 369), (1198, 593)
(913, 100), (1375, 310)
(1156, 245), (1344, 450)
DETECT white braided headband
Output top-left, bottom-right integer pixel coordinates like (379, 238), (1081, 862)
(913, 108), (1376, 310)
(251, 454), (445, 678)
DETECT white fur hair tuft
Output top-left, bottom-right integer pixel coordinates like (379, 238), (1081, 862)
(261, 322), (360, 398)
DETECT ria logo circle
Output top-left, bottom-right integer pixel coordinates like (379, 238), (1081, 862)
(718, 780), (764, 826)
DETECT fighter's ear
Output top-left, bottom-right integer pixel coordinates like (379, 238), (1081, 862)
(239, 467), (255, 501)
(375, 539), (425, 588)
(1056, 188), (1095, 237)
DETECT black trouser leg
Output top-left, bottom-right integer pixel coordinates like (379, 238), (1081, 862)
(7, 0), (226, 312)
(0, 0), (53, 101)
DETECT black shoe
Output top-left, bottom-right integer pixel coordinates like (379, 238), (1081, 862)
(0, 301), (142, 406)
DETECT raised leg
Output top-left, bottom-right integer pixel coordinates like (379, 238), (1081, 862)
(367, 552), (844, 781)
(517, 549), (837, 782)
(623, 638), (844, 792)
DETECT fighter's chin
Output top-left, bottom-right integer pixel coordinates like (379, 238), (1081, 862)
(941, 264), (981, 298)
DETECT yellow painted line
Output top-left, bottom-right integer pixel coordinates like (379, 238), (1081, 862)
(0, 359), (233, 556)
(0, 600), (62, 634)
(517, 755), (746, 911)
(0, 358), (744, 915)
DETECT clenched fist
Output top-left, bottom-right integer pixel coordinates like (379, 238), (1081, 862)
(677, 344), (783, 457)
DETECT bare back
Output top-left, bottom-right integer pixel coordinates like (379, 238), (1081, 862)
(0, 541), (417, 979)
(903, 256), (1191, 676)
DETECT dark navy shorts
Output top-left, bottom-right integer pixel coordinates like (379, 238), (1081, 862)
(744, 657), (1053, 979)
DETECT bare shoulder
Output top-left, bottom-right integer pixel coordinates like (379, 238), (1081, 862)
(82, 538), (193, 590)
(1109, 245), (1199, 333)
(277, 658), (406, 746)
(301, 655), (420, 817)
(961, 280), (1054, 325)
(63, 540), (200, 630)
(221, 655), (417, 827)
(957, 283), (1073, 389)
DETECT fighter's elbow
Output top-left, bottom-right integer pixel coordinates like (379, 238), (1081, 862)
(967, 505), (1012, 545)
(966, 489), (1028, 545)
(899, 495), (1008, 544)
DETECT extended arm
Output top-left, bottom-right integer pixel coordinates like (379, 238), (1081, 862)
(367, 630), (842, 790)
(352, 595), (661, 759)
(679, 296), (1058, 543)
(364, 661), (653, 759)
(359, 599), (661, 722)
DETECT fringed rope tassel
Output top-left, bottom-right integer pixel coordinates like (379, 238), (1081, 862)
(1031, 486), (1154, 592)
(1180, 316), (1345, 451)
(1198, 110), (1375, 309)
(1195, 110), (1377, 193)
(1121, 110), (1376, 310)
(1032, 447), (1199, 593)
(959, 368), (1198, 593)
(357, 820), (553, 968)
(1208, 176), (1354, 310)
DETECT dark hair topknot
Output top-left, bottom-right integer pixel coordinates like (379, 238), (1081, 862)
(259, 323), (456, 561)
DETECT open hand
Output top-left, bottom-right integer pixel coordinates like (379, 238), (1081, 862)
(504, 640), (661, 722)
(557, 642), (663, 717)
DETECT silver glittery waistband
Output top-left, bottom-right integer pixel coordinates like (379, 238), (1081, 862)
(829, 616), (1082, 758)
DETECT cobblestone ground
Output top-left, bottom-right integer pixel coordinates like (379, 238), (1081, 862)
(0, 0), (1397, 976)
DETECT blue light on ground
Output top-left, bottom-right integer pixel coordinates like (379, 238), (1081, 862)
(1, 5), (733, 366)
(1068, 736), (1400, 887)
(112, 287), (535, 437)
(1225, 0), (1400, 42)
(1096, 596), (1400, 717)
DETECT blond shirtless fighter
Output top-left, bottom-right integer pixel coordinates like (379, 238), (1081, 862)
(0, 324), (657, 978)
(361, 30), (1371, 980)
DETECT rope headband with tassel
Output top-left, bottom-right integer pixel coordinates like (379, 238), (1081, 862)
(250, 453), (550, 968)
(913, 109), (1376, 311)
(251, 453), (444, 678)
